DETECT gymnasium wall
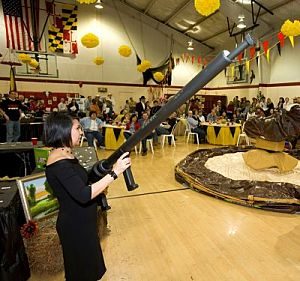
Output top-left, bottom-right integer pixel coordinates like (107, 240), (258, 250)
(0, 0), (300, 111)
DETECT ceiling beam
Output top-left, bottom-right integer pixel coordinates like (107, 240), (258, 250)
(164, 0), (192, 25)
(114, 0), (214, 50)
(144, 0), (157, 15)
(183, 11), (217, 34)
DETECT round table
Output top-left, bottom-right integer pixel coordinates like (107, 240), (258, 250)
(202, 122), (241, 145)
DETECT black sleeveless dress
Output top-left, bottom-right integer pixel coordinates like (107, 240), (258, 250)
(45, 158), (106, 281)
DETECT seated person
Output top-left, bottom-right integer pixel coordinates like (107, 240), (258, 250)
(124, 114), (140, 140)
(121, 112), (131, 126)
(139, 111), (154, 155)
(187, 110), (206, 143)
(207, 109), (217, 123)
(217, 111), (228, 121)
(80, 111), (104, 147)
(193, 110), (205, 123)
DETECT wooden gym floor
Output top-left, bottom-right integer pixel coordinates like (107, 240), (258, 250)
(30, 138), (300, 281)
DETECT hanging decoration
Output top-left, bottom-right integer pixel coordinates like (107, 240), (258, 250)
(153, 72), (164, 82)
(249, 47), (256, 59)
(281, 20), (300, 47)
(29, 59), (39, 68)
(81, 33), (99, 48)
(76, 0), (97, 4)
(237, 52), (243, 63)
(18, 53), (31, 63)
(93, 56), (104, 65)
(141, 59), (151, 70)
(245, 60), (250, 74)
(118, 45), (132, 57)
(277, 32), (285, 47)
(194, 0), (220, 17)
(137, 64), (146, 72)
(281, 20), (300, 37)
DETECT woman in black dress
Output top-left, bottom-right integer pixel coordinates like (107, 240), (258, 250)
(44, 112), (131, 281)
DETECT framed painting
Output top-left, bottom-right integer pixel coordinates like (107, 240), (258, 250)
(17, 172), (59, 222)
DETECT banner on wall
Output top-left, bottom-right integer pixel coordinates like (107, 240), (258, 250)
(47, 1), (78, 54)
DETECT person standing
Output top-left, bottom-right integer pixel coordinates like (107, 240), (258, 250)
(135, 96), (146, 119)
(0, 90), (23, 142)
(58, 98), (68, 112)
(44, 112), (131, 281)
(67, 98), (79, 115)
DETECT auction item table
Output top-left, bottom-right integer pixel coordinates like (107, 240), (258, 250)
(102, 125), (125, 150)
(0, 181), (30, 281)
(0, 142), (43, 178)
(0, 121), (44, 142)
(202, 122), (241, 145)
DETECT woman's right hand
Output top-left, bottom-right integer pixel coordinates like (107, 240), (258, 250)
(113, 152), (131, 176)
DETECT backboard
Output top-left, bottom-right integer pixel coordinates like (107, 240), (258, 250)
(14, 50), (59, 78)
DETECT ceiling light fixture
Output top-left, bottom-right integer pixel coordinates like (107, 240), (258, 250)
(235, 0), (251, 4)
(187, 40), (194, 51)
(237, 15), (246, 29)
(95, 0), (103, 9)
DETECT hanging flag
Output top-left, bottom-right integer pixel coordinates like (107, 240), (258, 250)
(197, 56), (201, 65)
(249, 47), (256, 59)
(245, 60), (250, 74)
(181, 53), (185, 62)
(266, 49), (270, 63)
(237, 52), (243, 63)
(289, 36), (294, 47)
(48, 2), (78, 54)
(277, 32), (285, 47)
(10, 66), (17, 91)
(230, 65), (235, 78)
(1, 0), (34, 50)
(277, 42), (281, 56)
(191, 56), (195, 64)
(262, 40), (269, 55)
(48, 25), (63, 52)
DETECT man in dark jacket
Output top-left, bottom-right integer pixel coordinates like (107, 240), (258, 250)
(135, 96), (146, 119)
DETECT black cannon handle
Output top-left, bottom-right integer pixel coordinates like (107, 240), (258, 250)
(89, 34), (255, 191)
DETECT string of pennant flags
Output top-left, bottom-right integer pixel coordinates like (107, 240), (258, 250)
(174, 31), (299, 75)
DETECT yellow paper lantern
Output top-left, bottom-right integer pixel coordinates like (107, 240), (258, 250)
(137, 64), (147, 72)
(153, 72), (164, 82)
(281, 20), (300, 37)
(194, 0), (220, 17)
(140, 59), (151, 70)
(29, 59), (39, 68)
(18, 53), (31, 63)
(81, 33), (100, 48)
(93, 56), (104, 65)
(76, 0), (97, 4)
(118, 45), (132, 57)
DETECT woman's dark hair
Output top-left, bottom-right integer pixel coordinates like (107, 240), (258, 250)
(130, 114), (137, 123)
(43, 112), (73, 148)
(89, 110), (97, 117)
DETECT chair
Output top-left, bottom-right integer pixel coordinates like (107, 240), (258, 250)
(161, 125), (176, 147)
(139, 138), (154, 154)
(123, 136), (139, 154)
(186, 122), (199, 145)
(80, 134), (98, 150)
(236, 123), (250, 146)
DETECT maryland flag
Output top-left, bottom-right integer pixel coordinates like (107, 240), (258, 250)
(47, 1), (78, 54)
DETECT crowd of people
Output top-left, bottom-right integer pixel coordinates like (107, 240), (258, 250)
(0, 91), (299, 148)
